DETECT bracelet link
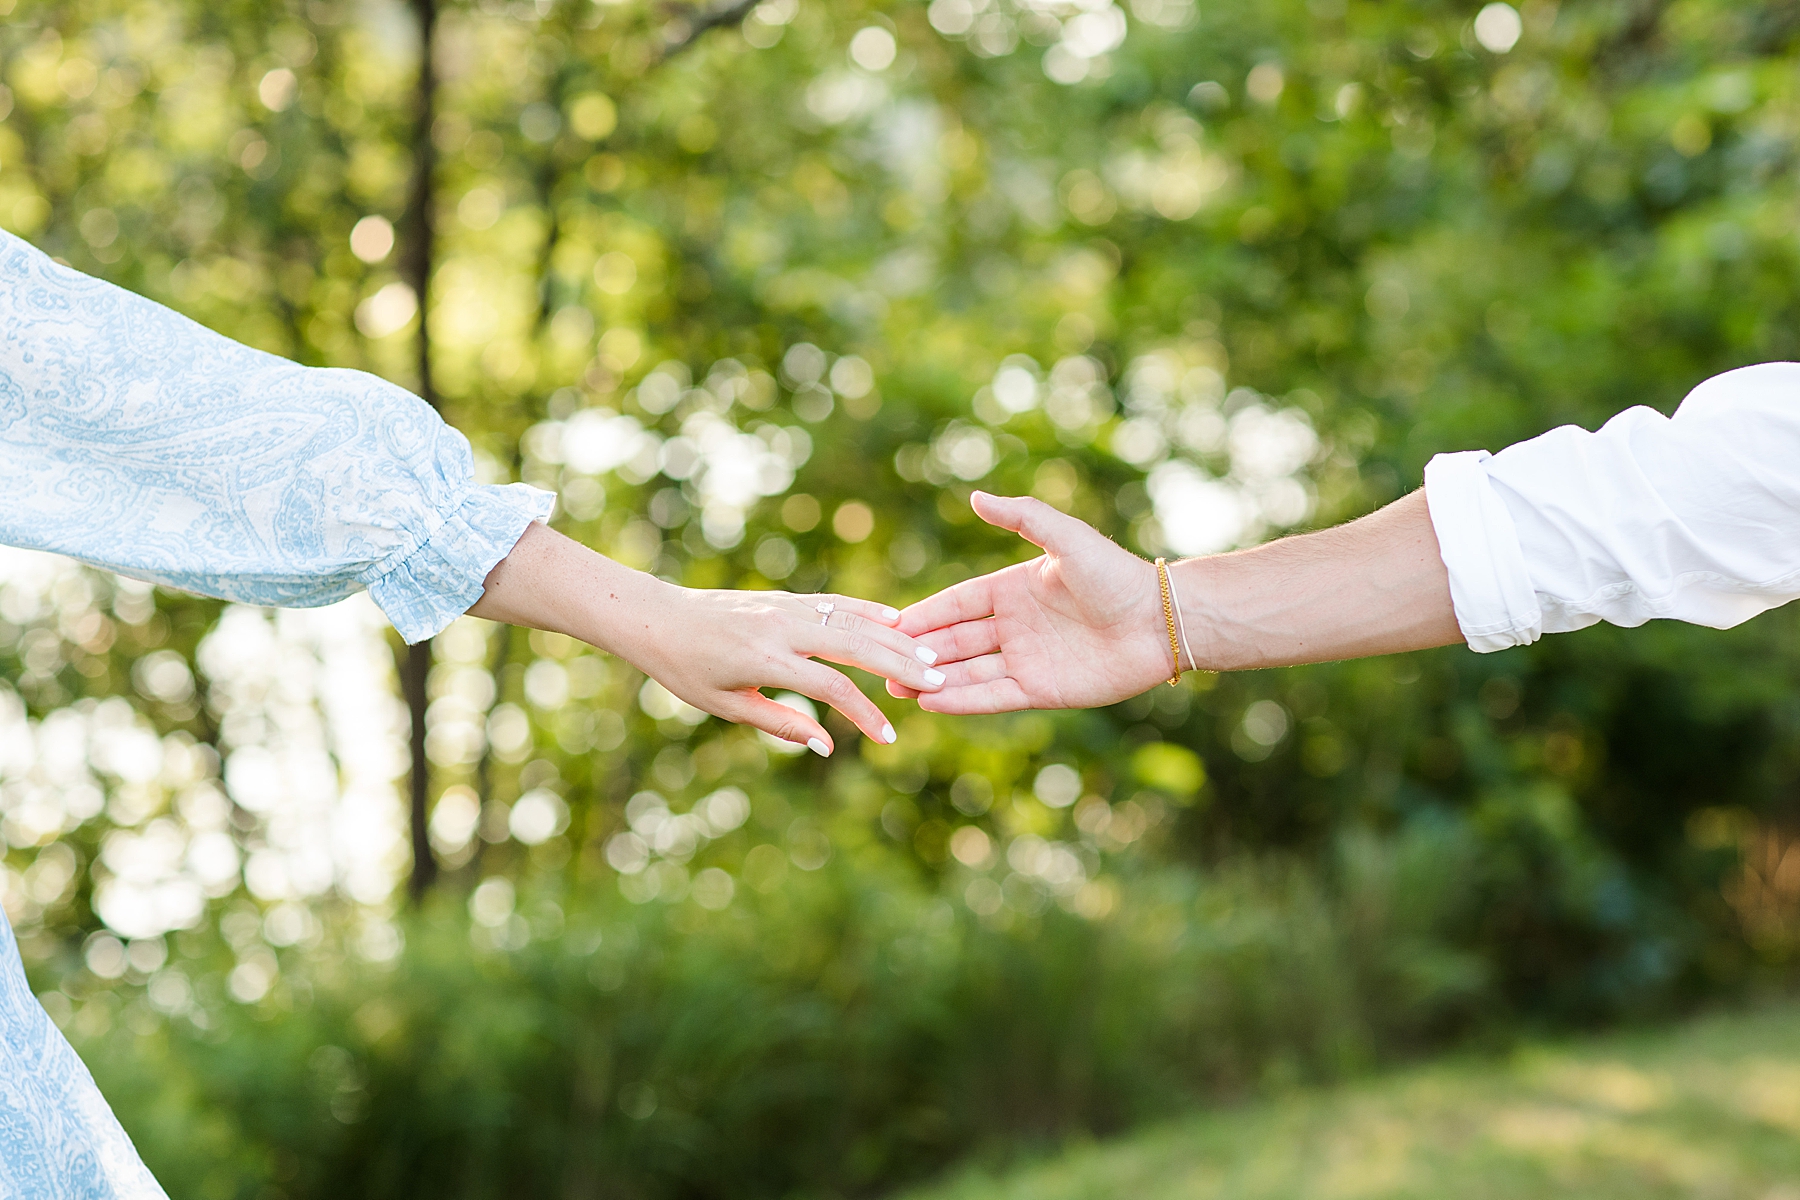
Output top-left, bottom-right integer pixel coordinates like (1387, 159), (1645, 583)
(1155, 557), (1181, 686)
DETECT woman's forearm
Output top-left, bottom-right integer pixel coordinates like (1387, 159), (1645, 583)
(466, 521), (667, 663)
(1174, 490), (1463, 672)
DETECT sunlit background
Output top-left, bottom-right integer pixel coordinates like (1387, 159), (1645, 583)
(4, 0), (1800, 1195)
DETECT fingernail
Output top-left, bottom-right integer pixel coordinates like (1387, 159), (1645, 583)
(881, 606), (901, 621)
(915, 646), (938, 665)
(807, 737), (831, 757)
(924, 668), (946, 687)
(882, 723), (897, 744)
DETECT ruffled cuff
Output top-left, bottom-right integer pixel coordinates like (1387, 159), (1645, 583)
(1422, 450), (1542, 653)
(365, 482), (557, 644)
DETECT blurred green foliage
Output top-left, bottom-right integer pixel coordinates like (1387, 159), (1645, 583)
(85, 854), (1481, 1197)
(3, 0), (1800, 1194)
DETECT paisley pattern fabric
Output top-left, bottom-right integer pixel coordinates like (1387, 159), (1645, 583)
(0, 228), (555, 644)
(0, 234), (559, 1193)
(0, 916), (166, 1200)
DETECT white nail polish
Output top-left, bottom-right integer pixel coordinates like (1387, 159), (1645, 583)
(807, 737), (831, 756)
(882, 723), (897, 744)
(924, 668), (946, 687)
(881, 606), (901, 621)
(916, 647), (939, 665)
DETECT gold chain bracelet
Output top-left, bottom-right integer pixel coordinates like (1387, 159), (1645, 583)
(1155, 557), (1181, 686)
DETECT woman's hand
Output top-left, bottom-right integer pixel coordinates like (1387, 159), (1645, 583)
(468, 522), (945, 754)
(629, 586), (946, 753)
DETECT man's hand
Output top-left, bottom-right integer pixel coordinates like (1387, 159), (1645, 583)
(890, 488), (1465, 714)
(887, 492), (1172, 713)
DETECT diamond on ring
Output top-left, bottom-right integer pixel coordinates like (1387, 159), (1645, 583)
(815, 600), (835, 626)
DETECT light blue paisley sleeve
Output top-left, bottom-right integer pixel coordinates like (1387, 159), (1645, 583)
(0, 229), (555, 643)
(0, 914), (167, 1200)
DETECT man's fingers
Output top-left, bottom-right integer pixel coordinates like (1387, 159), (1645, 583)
(970, 491), (1089, 553)
(917, 678), (1034, 715)
(917, 618), (1003, 665)
(719, 690), (835, 755)
(929, 653), (1009, 688)
(788, 662), (898, 745)
(897, 574), (999, 637)
(888, 654), (1008, 702)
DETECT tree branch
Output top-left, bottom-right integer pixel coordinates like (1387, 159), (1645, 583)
(656, 0), (761, 63)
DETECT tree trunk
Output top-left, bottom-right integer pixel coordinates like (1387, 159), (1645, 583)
(402, 0), (440, 904)
(401, 641), (436, 901)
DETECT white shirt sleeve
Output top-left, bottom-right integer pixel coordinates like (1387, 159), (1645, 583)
(1423, 362), (1800, 653)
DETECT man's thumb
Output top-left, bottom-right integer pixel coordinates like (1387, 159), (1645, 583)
(970, 491), (1081, 552)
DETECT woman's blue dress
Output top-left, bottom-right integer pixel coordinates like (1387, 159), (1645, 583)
(0, 229), (554, 1197)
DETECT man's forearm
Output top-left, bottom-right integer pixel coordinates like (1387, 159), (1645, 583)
(1174, 490), (1463, 672)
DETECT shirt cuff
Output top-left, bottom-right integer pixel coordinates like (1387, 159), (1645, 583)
(1422, 450), (1542, 653)
(366, 482), (557, 644)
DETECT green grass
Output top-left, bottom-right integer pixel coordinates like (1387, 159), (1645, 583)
(903, 1001), (1800, 1200)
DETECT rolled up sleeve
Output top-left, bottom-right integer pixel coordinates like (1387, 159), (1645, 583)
(1424, 362), (1800, 652)
(1422, 450), (1544, 652)
(0, 230), (554, 644)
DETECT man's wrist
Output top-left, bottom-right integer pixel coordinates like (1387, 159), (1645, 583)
(1166, 555), (1239, 673)
(1119, 554), (1181, 698)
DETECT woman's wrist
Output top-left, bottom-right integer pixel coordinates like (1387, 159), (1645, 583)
(560, 556), (681, 670)
(471, 522), (673, 666)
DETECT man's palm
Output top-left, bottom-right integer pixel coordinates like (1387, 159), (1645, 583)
(894, 494), (1169, 714)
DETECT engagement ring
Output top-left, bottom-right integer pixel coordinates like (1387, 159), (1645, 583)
(815, 600), (835, 626)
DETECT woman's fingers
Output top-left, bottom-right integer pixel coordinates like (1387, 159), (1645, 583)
(799, 611), (947, 692)
(802, 592), (904, 627)
(645, 588), (922, 752)
(786, 661), (898, 746)
(714, 689), (836, 756)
